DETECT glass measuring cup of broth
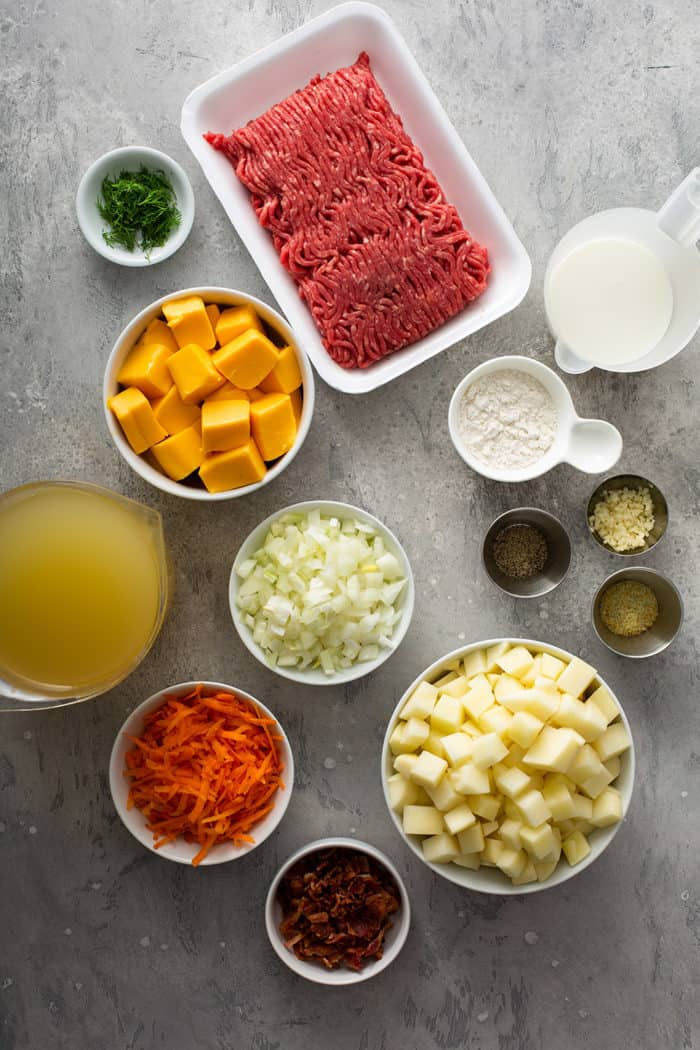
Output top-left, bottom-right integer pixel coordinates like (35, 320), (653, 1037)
(0, 481), (168, 711)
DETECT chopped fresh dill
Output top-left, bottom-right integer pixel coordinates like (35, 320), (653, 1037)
(97, 166), (181, 257)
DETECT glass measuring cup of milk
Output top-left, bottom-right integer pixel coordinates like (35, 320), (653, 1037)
(544, 168), (700, 374)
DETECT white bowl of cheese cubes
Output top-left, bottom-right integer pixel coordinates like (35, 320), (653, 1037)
(104, 287), (314, 500)
(382, 639), (634, 893)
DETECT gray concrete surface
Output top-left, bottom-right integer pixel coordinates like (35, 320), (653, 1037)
(1, 0), (699, 1047)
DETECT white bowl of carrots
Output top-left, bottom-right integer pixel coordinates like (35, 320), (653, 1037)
(109, 681), (294, 866)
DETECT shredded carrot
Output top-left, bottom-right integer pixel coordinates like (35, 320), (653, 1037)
(123, 687), (285, 866)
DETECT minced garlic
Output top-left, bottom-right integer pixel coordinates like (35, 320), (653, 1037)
(589, 486), (654, 552)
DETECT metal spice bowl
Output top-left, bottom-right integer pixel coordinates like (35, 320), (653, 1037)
(587, 473), (668, 556)
(482, 508), (571, 598)
(592, 567), (683, 658)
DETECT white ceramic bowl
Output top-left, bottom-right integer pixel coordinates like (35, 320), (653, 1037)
(381, 638), (635, 895)
(229, 500), (415, 685)
(103, 287), (315, 501)
(109, 680), (294, 865)
(448, 355), (623, 482)
(265, 836), (411, 984)
(76, 146), (194, 266)
(181, 2), (531, 394)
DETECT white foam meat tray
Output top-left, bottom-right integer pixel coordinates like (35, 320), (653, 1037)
(181, 1), (531, 394)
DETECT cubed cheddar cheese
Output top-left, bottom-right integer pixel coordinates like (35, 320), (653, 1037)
(289, 387), (302, 426)
(205, 303), (221, 331)
(162, 295), (216, 350)
(248, 387), (265, 402)
(151, 384), (201, 435)
(201, 399), (250, 453)
(108, 387), (167, 454)
(214, 305), (263, 346)
(140, 317), (179, 355)
(205, 382), (250, 404)
(198, 440), (266, 493)
(259, 345), (302, 394)
(167, 344), (225, 404)
(117, 341), (173, 399)
(250, 393), (297, 461)
(212, 329), (279, 389)
(150, 422), (204, 481)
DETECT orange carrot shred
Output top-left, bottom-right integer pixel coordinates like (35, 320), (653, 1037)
(123, 689), (285, 866)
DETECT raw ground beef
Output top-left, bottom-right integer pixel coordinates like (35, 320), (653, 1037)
(206, 52), (490, 369)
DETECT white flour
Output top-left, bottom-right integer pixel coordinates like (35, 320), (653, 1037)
(458, 369), (557, 468)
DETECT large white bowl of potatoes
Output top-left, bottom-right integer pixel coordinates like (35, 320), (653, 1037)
(381, 639), (634, 894)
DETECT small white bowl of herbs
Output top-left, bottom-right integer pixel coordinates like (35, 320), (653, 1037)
(76, 145), (194, 266)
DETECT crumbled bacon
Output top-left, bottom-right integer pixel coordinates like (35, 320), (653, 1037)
(277, 847), (401, 971)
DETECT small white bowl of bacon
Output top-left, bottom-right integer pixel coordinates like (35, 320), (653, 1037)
(265, 837), (411, 984)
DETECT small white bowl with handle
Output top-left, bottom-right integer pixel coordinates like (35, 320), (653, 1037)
(448, 355), (622, 482)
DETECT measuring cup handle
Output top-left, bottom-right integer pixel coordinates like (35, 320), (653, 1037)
(656, 167), (700, 246)
(554, 339), (594, 375)
(564, 418), (623, 474)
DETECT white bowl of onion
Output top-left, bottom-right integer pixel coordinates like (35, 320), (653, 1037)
(229, 501), (415, 684)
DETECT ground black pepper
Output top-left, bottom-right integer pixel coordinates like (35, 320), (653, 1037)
(492, 524), (548, 579)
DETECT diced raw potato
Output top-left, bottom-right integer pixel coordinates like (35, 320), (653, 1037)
(441, 732), (475, 768)
(519, 822), (557, 860)
(579, 766), (614, 800)
(496, 646), (535, 680)
(572, 819), (594, 835)
(515, 789), (552, 828)
(487, 673), (500, 687)
(431, 695), (464, 734)
(567, 744), (607, 787)
(552, 694), (607, 742)
(425, 776), (463, 813)
(507, 711), (544, 748)
(422, 832), (459, 864)
(494, 675), (522, 703)
(449, 764), (491, 796)
(562, 831), (591, 866)
(387, 773), (427, 811)
(604, 755), (621, 779)
(403, 804), (444, 836)
(557, 657), (597, 698)
(540, 652), (566, 680)
(485, 641), (511, 671)
(497, 847), (527, 879)
(503, 798), (521, 821)
(592, 787), (623, 827)
(570, 793), (593, 820)
(521, 655), (542, 687)
(481, 838), (504, 866)
(400, 680), (438, 720)
(423, 731), (447, 758)
(533, 676), (559, 696)
(440, 675), (470, 698)
(513, 859), (538, 885)
(481, 820), (499, 837)
(453, 852), (481, 870)
(478, 705), (513, 737)
(457, 824), (485, 854)
(523, 726), (585, 773)
(542, 776), (576, 821)
(499, 689), (558, 721)
(433, 669), (459, 688)
(498, 818), (523, 851)
(389, 723), (417, 755)
(463, 648), (487, 679)
(593, 722), (632, 762)
(493, 764), (530, 799)
(461, 722), (483, 739)
(528, 771), (544, 791)
(393, 753), (418, 778)
(443, 803), (476, 835)
(466, 794), (501, 821)
(534, 857), (558, 882)
(402, 717), (431, 751)
(587, 684), (619, 725)
(463, 690), (493, 722)
(557, 819), (576, 838)
(471, 733), (509, 770)
(411, 750), (448, 789)
(502, 743), (526, 768)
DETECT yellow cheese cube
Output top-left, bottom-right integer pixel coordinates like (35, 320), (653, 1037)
(141, 317), (179, 355)
(248, 387), (265, 402)
(201, 399), (250, 453)
(151, 385), (201, 435)
(205, 304), (220, 332)
(562, 830), (591, 866)
(457, 824), (485, 855)
(402, 805), (444, 836)
(254, 397), (296, 458)
(422, 832), (459, 864)
(108, 387), (167, 454)
(212, 329), (279, 389)
(259, 345), (302, 394)
(167, 344), (225, 404)
(198, 440), (266, 493)
(150, 423), (204, 481)
(205, 382), (250, 404)
(289, 387), (302, 426)
(214, 305), (263, 346)
(117, 341), (173, 398)
(162, 295), (216, 350)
